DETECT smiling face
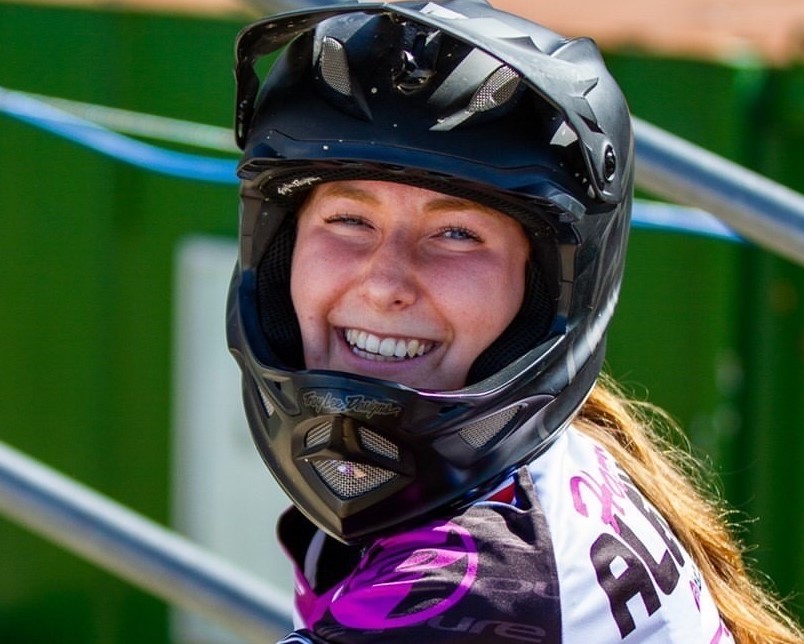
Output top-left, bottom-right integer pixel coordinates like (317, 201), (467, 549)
(290, 180), (530, 391)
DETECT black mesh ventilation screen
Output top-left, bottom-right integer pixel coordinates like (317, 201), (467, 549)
(256, 216), (304, 369)
(305, 421), (400, 499)
(459, 406), (520, 449)
(313, 461), (396, 499)
(319, 37), (353, 96)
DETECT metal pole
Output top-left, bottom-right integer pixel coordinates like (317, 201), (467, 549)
(634, 116), (804, 265)
(0, 440), (293, 642)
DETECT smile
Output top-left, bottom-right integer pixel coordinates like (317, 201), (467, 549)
(344, 328), (435, 361)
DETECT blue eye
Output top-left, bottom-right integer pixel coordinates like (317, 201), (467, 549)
(327, 214), (366, 225)
(438, 226), (481, 242)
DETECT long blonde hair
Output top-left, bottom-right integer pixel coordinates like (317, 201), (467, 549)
(575, 376), (803, 644)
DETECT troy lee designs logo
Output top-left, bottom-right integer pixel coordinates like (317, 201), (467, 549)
(302, 391), (403, 419)
(276, 176), (320, 196)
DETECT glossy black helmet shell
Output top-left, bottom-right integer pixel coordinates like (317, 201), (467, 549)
(227, 0), (633, 543)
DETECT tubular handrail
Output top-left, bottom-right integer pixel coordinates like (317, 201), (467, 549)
(634, 117), (804, 265)
(0, 440), (293, 641)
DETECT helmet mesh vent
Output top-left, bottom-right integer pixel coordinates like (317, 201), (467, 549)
(256, 386), (275, 417)
(305, 420), (332, 447)
(470, 66), (520, 113)
(313, 460), (396, 499)
(319, 37), (352, 96)
(358, 427), (400, 461)
(256, 216), (304, 369)
(459, 406), (520, 449)
(304, 421), (399, 499)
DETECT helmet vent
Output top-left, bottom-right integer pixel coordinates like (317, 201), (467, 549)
(304, 421), (400, 462)
(431, 64), (520, 131)
(313, 459), (396, 499)
(304, 421), (400, 499)
(459, 406), (520, 449)
(257, 386), (275, 417)
(358, 427), (400, 461)
(305, 420), (332, 447)
(319, 37), (352, 96)
(470, 65), (519, 113)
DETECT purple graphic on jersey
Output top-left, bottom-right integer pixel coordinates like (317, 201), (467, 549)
(570, 445), (628, 534)
(329, 520), (479, 630)
(710, 619), (731, 643)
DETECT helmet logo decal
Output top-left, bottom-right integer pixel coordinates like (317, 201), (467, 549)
(329, 520), (478, 629)
(276, 176), (321, 196)
(302, 391), (403, 419)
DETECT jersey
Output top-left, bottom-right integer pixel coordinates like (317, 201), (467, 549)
(276, 426), (733, 643)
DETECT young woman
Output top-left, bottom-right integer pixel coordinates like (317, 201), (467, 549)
(226, 1), (803, 641)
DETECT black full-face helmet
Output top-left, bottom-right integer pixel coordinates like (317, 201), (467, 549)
(227, 0), (633, 544)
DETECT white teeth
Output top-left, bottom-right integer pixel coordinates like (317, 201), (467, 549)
(378, 337), (396, 357)
(344, 329), (432, 360)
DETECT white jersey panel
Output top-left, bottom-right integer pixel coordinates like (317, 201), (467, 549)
(530, 427), (733, 642)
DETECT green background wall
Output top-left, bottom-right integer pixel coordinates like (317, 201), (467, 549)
(0, 3), (802, 641)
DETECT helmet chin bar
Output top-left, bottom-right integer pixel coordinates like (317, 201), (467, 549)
(234, 306), (607, 544)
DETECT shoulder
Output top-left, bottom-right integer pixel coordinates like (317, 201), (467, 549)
(527, 425), (733, 642)
(281, 426), (733, 642)
(282, 472), (564, 642)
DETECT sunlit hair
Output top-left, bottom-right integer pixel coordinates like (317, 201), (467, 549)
(576, 375), (803, 643)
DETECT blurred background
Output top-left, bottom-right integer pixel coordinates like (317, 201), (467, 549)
(0, 0), (802, 641)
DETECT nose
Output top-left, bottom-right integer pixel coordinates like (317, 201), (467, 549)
(358, 232), (418, 310)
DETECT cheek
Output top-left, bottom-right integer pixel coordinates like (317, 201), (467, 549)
(445, 256), (527, 345)
(290, 245), (327, 332)
(290, 245), (337, 369)
(290, 241), (353, 334)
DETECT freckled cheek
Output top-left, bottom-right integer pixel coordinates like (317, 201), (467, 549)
(448, 260), (524, 309)
(446, 260), (526, 340)
(291, 246), (353, 328)
(290, 250), (329, 328)
(290, 262), (336, 368)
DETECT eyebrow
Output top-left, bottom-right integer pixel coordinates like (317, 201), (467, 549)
(316, 183), (381, 204)
(427, 196), (504, 218)
(317, 183), (505, 218)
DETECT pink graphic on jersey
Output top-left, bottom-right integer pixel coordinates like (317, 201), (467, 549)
(329, 520), (479, 630)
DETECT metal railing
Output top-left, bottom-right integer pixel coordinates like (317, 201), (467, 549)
(0, 440), (293, 642)
(1, 88), (803, 642)
(634, 117), (804, 266)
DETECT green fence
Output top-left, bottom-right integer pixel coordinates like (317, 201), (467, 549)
(0, 3), (802, 641)
(605, 54), (804, 611)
